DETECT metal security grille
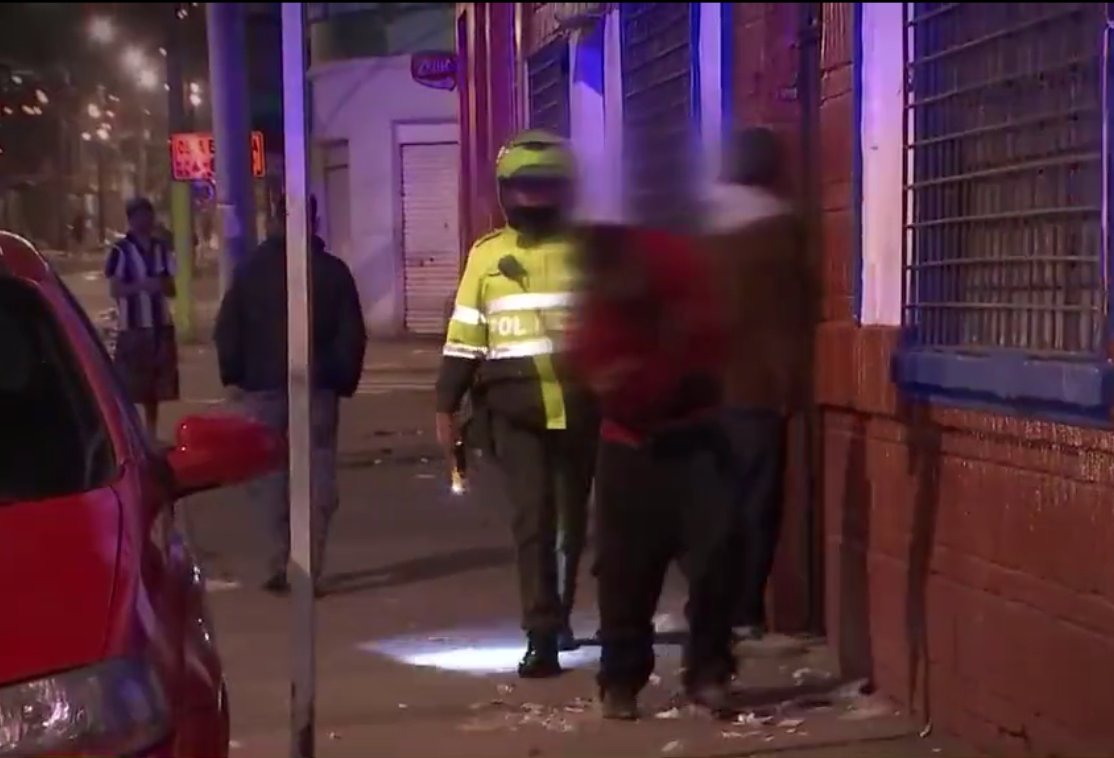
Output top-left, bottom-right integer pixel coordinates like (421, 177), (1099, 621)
(621, 2), (697, 230)
(903, 3), (1107, 357)
(528, 38), (571, 137)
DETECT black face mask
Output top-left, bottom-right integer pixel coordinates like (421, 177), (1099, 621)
(506, 206), (564, 237)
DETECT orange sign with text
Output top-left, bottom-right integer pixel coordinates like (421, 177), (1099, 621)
(171, 131), (266, 181)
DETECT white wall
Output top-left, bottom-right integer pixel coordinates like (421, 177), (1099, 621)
(310, 55), (458, 335)
(565, 10), (625, 224)
(859, 2), (905, 326)
(698, 2), (724, 193)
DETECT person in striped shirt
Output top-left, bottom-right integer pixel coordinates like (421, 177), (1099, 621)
(104, 197), (180, 434)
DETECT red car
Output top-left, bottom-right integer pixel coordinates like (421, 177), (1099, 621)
(0, 233), (281, 757)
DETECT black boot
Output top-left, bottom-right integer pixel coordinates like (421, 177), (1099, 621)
(600, 687), (639, 720)
(518, 634), (562, 679)
(686, 681), (735, 720)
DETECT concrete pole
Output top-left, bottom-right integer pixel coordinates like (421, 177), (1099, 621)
(206, 1), (257, 293)
(167, 2), (195, 341)
(282, 5), (316, 757)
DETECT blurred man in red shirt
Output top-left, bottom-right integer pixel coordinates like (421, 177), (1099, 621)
(567, 224), (735, 720)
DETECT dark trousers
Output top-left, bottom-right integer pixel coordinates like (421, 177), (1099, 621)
(491, 415), (596, 636)
(722, 408), (787, 629)
(241, 389), (340, 582)
(595, 423), (735, 694)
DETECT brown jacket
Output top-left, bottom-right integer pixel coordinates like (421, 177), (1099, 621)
(703, 184), (816, 414)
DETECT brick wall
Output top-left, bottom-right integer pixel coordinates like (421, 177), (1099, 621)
(810, 3), (1114, 755)
(456, 3), (521, 251)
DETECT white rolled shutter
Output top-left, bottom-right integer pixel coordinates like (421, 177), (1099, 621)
(401, 142), (461, 335)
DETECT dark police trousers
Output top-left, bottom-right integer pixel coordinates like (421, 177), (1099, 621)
(491, 414), (596, 636)
(721, 408), (787, 628)
(594, 422), (735, 694)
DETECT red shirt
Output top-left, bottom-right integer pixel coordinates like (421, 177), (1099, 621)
(567, 228), (727, 445)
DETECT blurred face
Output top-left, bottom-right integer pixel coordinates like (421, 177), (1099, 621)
(128, 207), (155, 237)
(576, 225), (649, 306)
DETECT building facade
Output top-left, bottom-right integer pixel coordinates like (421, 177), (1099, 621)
(308, 3), (459, 336)
(457, 2), (1114, 755)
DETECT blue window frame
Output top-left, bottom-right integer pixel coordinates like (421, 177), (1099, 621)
(892, 2), (1114, 425)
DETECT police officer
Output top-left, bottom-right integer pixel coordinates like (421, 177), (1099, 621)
(434, 130), (597, 678)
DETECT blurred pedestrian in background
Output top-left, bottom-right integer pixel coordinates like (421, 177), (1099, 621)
(568, 223), (734, 720)
(104, 196), (180, 435)
(704, 126), (816, 642)
(214, 199), (366, 596)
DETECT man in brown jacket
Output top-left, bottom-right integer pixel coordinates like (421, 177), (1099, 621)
(704, 126), (815, 640)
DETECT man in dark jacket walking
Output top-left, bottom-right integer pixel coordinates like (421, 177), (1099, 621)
(214, 209), (367, 595)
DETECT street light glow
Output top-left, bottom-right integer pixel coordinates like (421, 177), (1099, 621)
(123, 47), (145, 71)
(96, 126), (110, 141)
(2, 106), (13, 116)
(189, 92), (203, 107)
(137, 68), (159, 90)
(21, 105), (35, 116)
(105, 110), (115, 119)
(35, 89), (49, 105)
(189, 81), (201, 94)
(81, 131), (92, 141)
(89, 17), (116, 44)
(158, 47), (168, 57)
(87, 103), (102, 119)
(10, 74), (22, 85)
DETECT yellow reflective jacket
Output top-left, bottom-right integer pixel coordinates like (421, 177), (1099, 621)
(436, 226), (588, 430)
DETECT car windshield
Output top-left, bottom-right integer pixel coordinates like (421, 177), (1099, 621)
(0, 278), (115, 502)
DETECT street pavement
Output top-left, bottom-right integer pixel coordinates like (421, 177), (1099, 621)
(59, 265), (977, 758)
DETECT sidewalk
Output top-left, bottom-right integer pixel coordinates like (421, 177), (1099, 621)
(180, 387), (974, 758)
(185, 413), (974, 758)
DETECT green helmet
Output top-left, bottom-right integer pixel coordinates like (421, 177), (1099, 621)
(495, 129), (575, 181)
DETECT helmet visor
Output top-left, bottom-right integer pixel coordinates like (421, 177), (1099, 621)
(500, 175), (571, 209)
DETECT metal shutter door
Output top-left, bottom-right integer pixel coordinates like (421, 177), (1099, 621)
(402, 142), (461, 335)
(528, 37), (571, 136)
(621, 3), (697, 230)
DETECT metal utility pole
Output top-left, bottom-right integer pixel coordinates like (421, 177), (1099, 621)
(206, 1), (257, 293)
(281, 4), (315, 757)
(137, 109), (149, 198)
(95, 144), (106, 244)
(166, 2), (195, 341)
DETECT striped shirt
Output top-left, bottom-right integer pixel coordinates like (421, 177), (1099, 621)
(104, 233), (177, 330)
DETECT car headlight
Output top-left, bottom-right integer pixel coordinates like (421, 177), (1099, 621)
(0, 658), (169, 757)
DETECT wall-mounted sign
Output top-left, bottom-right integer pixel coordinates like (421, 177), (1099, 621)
(411, 51), (457, 91)
(170, 131), (266, 182)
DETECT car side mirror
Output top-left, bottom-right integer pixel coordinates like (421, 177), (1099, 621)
(166, 413), (283, 498)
